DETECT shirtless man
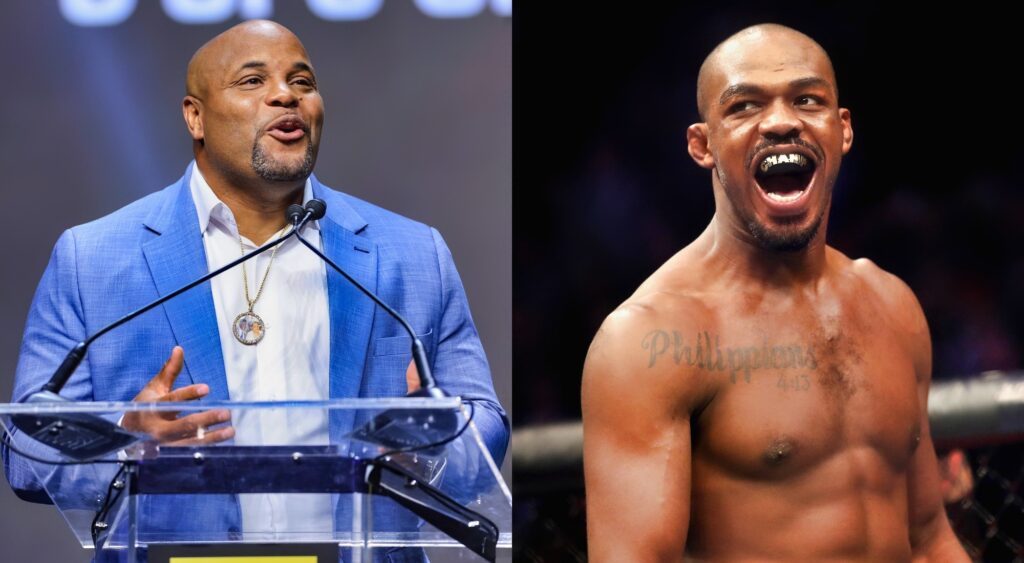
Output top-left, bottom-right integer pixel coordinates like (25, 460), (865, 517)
(581, 24), (970, 561)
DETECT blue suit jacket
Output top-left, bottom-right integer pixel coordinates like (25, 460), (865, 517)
(3, 166), (509, 560)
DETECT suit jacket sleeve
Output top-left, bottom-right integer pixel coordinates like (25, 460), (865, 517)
(429, 227), (509, 467)
(3, 229), (115, 506)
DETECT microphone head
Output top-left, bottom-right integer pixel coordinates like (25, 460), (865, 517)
(286, 204), (305, 226)
(305, 199), (327, 220)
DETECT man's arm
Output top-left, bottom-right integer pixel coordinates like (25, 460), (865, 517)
(3, 230), (93, 500)
(429, 227), (509, 466)
(582, 303), (711, 563)
(895, 279), (970, 562)
(3, 230), (232, 502)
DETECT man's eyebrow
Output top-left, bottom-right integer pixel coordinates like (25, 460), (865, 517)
(719, 83), (763, 106)
(232, 61), (315, 76)
(237, 61), (266, 71)
(789, 76), (833, 93)
(719, 76), (834, 106)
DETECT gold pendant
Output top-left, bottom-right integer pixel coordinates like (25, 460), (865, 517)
(232, 311), (266, 345)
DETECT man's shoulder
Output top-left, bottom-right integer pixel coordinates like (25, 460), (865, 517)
(587, 243), (719, 374)
(621, 247), (718, 326)
(830, 248), (921, 311)
(312, 181), (461, 282)
(64, 180), (182, 245)
(315, 181), (434, 242)
(616, 286), (715, 328)
(583, 288), (719, 412)
(829, 247), (929, 343)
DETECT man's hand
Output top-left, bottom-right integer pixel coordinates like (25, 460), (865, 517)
(937, 449), (974, 504)
(121, 347), (234, 445)
(406, 359), (421, 394)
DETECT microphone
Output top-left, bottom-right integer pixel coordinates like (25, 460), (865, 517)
(290, 199), (457, 452)
(11, 207), (320, 460)
(285, 203), (307, 227)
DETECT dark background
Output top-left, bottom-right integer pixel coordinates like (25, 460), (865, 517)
(514, 1), (1024, 558)
(0, 1), (509, 560)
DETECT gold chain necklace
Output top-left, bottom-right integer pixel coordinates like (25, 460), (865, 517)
(232, 226), (287, 345)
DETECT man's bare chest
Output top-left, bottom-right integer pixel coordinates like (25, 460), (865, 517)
(643, 307), (922, 479)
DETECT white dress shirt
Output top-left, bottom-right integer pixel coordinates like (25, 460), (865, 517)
(190, 163), (333, 536)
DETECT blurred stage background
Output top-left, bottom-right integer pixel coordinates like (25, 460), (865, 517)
(0, 1), (509, 561)
(514, 3), (1024, 561)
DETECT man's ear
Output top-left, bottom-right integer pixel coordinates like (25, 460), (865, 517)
(182, 96), (204, 142)
(687, 123), (715, 169)
(839, 107), (853, 155)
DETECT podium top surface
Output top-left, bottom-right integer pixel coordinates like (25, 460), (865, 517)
(0, 396), (463, 414)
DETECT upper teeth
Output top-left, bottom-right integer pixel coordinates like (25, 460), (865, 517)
(759, 153), (808, 173)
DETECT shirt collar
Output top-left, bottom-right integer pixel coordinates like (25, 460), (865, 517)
(189, 162), (319, 236)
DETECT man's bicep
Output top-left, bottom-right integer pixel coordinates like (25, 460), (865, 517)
(892, 278), (946, 541)
(906, 388), (945, 537)
(885, 276), (969, 559)
(906, 379), (963, 558)
(583, 409), (692, 562)
(582, 314), (694, 562)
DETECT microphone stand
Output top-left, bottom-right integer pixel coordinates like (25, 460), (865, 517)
(288, 202), (459, 452)
(10, 198), (498, 560)
(287, 202), (496, 561)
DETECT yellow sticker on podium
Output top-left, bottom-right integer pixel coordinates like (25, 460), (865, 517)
(170, 558), (317, 563)
(149, 544), (337, 562)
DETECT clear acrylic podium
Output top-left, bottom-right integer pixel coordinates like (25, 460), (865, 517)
(0, 397), (510, 562)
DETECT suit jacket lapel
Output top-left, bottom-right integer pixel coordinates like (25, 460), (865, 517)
(312, 178), (376, 405)
(140, 168), (230, 400)
(135, 172), (373, 408)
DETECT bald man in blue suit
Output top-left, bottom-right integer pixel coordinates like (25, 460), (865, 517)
(3, 19), (507, 563)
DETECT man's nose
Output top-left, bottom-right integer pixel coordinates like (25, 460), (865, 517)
(265, 80), (299, 107)
(757, 100), (802, 138)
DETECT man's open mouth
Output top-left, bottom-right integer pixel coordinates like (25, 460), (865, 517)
(753, 151), (816, 205)
(267, 115), (308, 142)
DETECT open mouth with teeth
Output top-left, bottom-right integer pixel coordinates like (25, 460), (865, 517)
(754, 152), (816, 205)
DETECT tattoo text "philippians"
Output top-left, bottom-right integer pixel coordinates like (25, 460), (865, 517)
(642, 330), (818, 383)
